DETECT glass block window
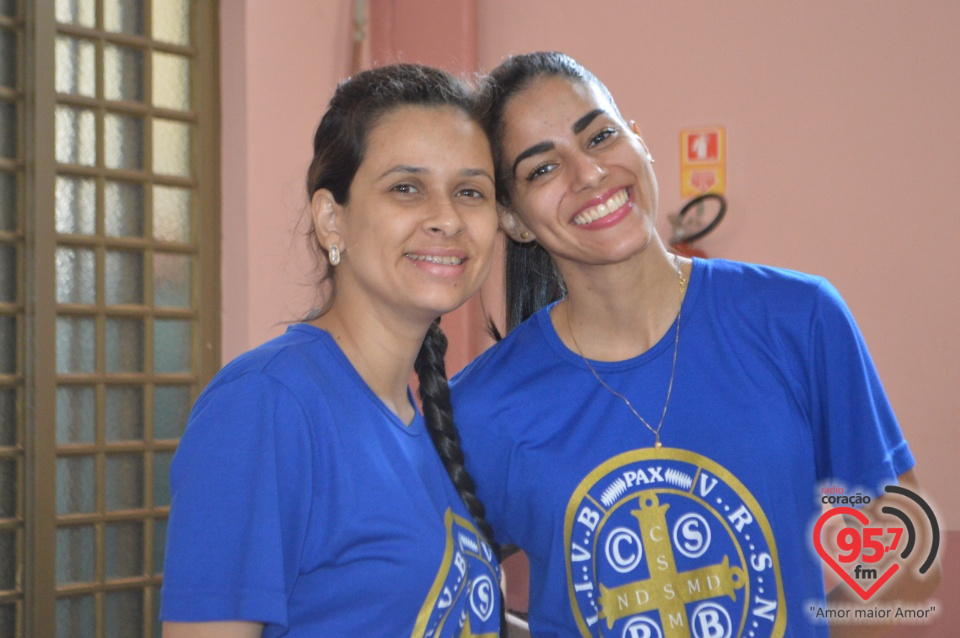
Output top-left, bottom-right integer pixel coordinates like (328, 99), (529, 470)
(52, 1), (201, 634)
(12, 1), (219, 635)
(0, 0), (24, 634)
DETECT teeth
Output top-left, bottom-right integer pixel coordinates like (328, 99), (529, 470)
(406, 253), (464, 266)
(573, 189), (629, 225)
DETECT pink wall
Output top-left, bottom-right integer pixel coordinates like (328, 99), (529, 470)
(476, 0), (960, 528)
(220, 0), (958, 522)
(220, 0), (355, 363)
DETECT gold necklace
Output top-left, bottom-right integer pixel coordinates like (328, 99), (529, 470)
(565, 254), (686, 449)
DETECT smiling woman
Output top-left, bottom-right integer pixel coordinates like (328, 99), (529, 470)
(449, 51), (939, 638)
(310, 104), (498, 339)
(160, 64), (502, 637)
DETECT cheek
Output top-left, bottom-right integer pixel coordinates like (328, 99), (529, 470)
(517, 191), (560, 232)
(634, 155), (659, 205)
(470, 213), (500, 249)
(350, 225), (402, 263)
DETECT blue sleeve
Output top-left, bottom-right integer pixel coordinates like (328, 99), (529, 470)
(160, 372), (314, 626)
(808, 279), (914, 492)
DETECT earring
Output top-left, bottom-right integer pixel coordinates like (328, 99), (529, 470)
(520, 232), (530, 240)
(328, 243), (340, 266)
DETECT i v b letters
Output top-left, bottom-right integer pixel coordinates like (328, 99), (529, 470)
(813, 485), (939, 601)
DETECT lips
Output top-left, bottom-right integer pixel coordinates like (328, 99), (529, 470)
(404, 251), (465, 266)
(572, 187), (631, 226)
(404, 250), (471, 280)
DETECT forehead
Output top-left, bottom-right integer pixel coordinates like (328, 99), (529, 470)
(365, 105), (486, 156)
(502, 76), (616, 148)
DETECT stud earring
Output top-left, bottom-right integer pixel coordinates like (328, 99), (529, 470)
(520, 232), (531, 240)
(328, 244), (340, 266)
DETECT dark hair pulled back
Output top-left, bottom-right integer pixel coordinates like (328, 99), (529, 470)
(479, 52), (620, 334)
(304, 65), (501, 573)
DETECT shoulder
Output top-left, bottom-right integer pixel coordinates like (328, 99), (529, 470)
(187, 326), (342, 444)
(451, 310), (548, 397)
(202, 325), (348, 406)
(215, 325), (333, 384)
(694, 258), (845, 322)
(686, 259), (866, 372)
(450, 308), (553, 434)
(698, 258), (827, 297)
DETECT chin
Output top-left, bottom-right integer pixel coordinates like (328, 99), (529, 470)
(590, 237), (652, 263)
(429, 298), (473, 318)
(406, 294), (474, 321)
(618, 228), (657, 256)
(406, 278), (482, 315)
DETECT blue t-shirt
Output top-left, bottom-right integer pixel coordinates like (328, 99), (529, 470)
(161, 324), (501, 637)
(451, 258), (912, 637)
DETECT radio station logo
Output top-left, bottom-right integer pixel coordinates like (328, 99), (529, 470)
(812, 484), (940, 601)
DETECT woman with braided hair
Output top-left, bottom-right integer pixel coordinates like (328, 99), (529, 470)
(161, 64), (502, 637)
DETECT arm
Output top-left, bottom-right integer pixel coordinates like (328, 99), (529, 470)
(505, 612), (532, 638)
(162, 621), (263, 638)
(161, 374), (313, 629)
(500, 547), (531, 638)
(804, 282), (940, 632)
(827, 469), (942, 638)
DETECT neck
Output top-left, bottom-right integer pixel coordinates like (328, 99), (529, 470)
(310, 292), (431, 424)
(553, 239), (689, 361)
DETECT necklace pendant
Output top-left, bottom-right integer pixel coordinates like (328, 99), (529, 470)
(654, 440), (662, 449)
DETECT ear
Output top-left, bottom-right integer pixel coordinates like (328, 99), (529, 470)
(310, 188), (344, 250)
(628, 120), (654, 162)
(498, 205), (536, 243)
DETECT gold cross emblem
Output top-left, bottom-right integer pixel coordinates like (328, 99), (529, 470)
(598, 492), (746, 636)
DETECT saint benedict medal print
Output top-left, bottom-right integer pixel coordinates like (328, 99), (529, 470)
(564, 448), (786, 637)
(413, 509), (500, 638)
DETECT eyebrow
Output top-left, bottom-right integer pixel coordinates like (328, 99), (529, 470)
(510, 109), (609, 177)
(572, 109), (606, 134)
(378, 165), (494, 182)
(511, 142), (554, 177)
(378, 165), (424, 179)
(460, 168), (495, 182)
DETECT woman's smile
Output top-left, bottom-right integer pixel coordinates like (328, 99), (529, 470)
(500, 76), (659, 269)
(571, 186), (632, 227)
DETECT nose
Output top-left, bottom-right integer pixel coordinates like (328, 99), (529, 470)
(424, 198), (466, 236)
(571, 153), (607, 191)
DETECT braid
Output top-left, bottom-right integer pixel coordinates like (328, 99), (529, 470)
(415, 320), (499, 555)
(415, 320), (509, 636)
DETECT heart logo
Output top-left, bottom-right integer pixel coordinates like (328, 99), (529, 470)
(813, 506), (899, 600)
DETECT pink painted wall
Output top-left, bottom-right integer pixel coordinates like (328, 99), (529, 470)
(476, 0), (960, 529)
(220, 0), (356, 363)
